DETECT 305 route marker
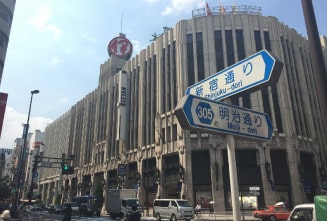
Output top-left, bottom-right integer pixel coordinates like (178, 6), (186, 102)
(175, 94), (273, 140)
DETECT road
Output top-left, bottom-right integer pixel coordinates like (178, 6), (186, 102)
(34, 211), (156, 221)
(34, 211), (258, 221)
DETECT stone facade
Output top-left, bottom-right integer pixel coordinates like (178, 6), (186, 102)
(38, 8), (327, 212)
(0, 0), (15, 85)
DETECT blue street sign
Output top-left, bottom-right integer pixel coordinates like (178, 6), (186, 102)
(175, 95), (273, 140)
(117, 164), (125, 176)
(186, 49), (283, 101)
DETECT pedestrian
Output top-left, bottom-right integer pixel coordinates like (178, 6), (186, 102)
(194, 203), (201, 216)
(127, 205), (141, 221)
(209, 203), (214, 216)
(63, 203), (72, 221)
(0, 210), (11, 221)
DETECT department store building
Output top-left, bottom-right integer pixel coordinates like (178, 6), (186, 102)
(38, 5), (327, 212)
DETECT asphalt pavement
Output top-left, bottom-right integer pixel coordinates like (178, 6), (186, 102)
(34, 210), (261, 221)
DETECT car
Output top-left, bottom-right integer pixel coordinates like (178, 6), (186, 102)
(253, 203), (290, 221)
(48, 205), (64, 214)
(287, 203), (315, 221)
(63, 202), (79, 216)
(30, 204), (43, 211)
(37, 203), (47, 211)
(253, 206), (268, 218)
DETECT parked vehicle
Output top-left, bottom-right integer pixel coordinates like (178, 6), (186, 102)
(106, 189), (142, 220)
(72, 196), (100, 217)
(37, 203), (47, 211)
(287, 203), (314, 221)
(153, 199), (194, 221)
(48, 205), (64, 214)
(288, 195), (327, 221)
(63, 202), (79, 216)
(252, 203), (290, 221)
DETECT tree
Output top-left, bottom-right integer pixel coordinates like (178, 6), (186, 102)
(55, 193), (62, 205)
(150, 26), (172, 41)
(94, 184), (104, 211)
(0, 179), (11, 200)
(0, 176), (12, 201)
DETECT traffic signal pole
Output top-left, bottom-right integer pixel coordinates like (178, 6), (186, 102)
(23, 154), (75, 205)
(28, 155), (39, 204)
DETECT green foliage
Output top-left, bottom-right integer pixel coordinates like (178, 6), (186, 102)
(0, 177), (11, 201)
(150, 26), (172, 42)
(94, 184), (104, 209)
(55, 193), (62, 205)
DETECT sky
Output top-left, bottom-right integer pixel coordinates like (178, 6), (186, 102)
(0, 0), (326, 149)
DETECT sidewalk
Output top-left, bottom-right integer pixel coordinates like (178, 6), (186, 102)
(140, 211), (260, 221)
(195, 212), (260, 221)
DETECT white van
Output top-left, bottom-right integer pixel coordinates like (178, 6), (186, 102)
(153, 199), (194, 221)
(287, 203), (315, 221)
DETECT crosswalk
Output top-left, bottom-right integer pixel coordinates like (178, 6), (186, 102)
(71, 217), (110, 221)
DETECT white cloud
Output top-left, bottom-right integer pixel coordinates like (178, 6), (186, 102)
(28, 6), (62, 39)
(80, 32), (97, 43)
(60, 97), (70, 104)
(162, 7), (173, 15)
(65, 47), (73, 55)
(161, 0), (204, 15)
(46, 24), (62, 39)
(131, 40), (144, 56)
(0, 107), (53, 149)
(50, 56), (60, 65)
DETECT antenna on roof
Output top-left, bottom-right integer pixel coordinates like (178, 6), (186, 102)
(121, 11), (123, 33)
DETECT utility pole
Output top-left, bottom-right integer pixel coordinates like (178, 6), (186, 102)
(301, 0), (327, 190)
(28, 154), (40, 204)
(12, 90), (39, 218)
(59, 153), (65, 204)
(301, 0), (327, 138)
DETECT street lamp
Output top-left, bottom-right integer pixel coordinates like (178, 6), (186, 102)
(14, 90), (39, 212)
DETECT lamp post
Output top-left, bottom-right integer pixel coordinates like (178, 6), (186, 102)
(14, 90), (39, 211)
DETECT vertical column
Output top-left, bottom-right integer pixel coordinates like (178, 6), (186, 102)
(184, 147), (194, 204)
(179, 149), (185, 199)
(261, 144), (275, 205)
(155, 154), (162, 199)
(102, 172), (107, 215)
(210, 145), (225, 212)
(288, 144), (304, 205)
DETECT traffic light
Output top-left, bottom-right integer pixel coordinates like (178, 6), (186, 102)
(62, 165), (74, 174)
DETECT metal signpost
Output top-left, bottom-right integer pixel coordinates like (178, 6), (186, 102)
(177, 50), (283, 221)
(186, 49), (283, 101)
(175, 94), (275, 221)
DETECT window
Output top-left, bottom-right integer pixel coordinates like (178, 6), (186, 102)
(0, 31), (8, 48)
(263, 31), (271, 51)
(196, 32), (205, 81)
(187, 34), (195, 86)
(214, 30), (224, 72)
(290, 208), (313, 221)
(254, 30), (262, 51)
(236, 30), (245, 60)
(225, 30), (235, 66)
(0, 2), (13, 25)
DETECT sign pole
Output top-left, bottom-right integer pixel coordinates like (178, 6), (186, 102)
(227, 135), (241, 221)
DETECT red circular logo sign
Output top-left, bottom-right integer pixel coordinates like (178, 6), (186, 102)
(108, 36), (133, 58)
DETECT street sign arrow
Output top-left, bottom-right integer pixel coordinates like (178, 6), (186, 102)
(175, 94), (273, 140)
(186, 49), (283, 101)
